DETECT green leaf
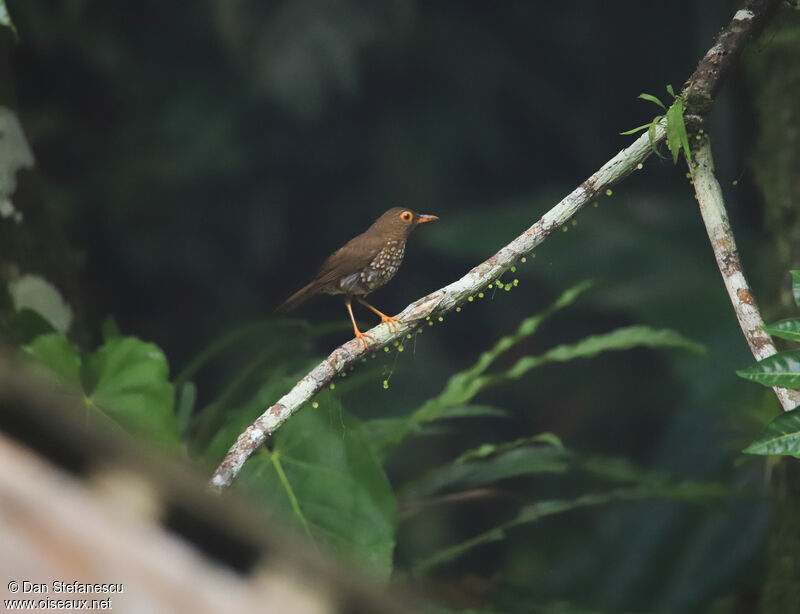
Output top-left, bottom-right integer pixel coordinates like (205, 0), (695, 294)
(737, 350), (800, 389)
(666, 100), (690, 164)
(619, 122), (653, 136)
(743, 408), (800, 457)
(764, 318), (800, 343)
(23, 333), (82, 388)
(791, 270), (800, 309)
(648, 116), (664, 155)
(83, 337), (179, 447)
(666, 84), (675, 97)
(239, 393), (396, 578)
(638, 92), (666, 110)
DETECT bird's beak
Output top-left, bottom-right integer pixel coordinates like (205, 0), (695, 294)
(417, 214), (439, 224)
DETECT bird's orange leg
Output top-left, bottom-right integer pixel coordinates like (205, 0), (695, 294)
(346, 298), (374, 349)
(357, 298), (400, 335)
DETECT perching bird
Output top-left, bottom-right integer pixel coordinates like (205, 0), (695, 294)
(278, 207), (438, 347)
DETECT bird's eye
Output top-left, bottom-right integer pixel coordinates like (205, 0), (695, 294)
(400, 210), (413, 223)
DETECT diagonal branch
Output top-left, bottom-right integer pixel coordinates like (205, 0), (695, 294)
(210, 0), (781, 490)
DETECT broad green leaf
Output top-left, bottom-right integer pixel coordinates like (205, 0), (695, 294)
(743, 407), (800, 457)
(23, 333), (81, 388)
(666, 100), (689, 164)
(791, 270), (800, 309)
(763, 318), (800, 343)
(83, 337), (179, 447)
(239, 393), (396, 578)
(619, 122), (653, 136)
(638, 92), (666, 110)
(737, 351), (800, 388)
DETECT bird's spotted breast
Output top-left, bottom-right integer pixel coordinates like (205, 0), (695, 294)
(359, 240), (405, 292)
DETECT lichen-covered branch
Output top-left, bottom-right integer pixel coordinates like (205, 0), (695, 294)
(682, 0), (800, 411)
(210, 0), (782, 490)
(690, 140), (800, 411)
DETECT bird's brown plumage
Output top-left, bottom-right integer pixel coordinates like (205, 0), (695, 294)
(277, 207), (437, 313)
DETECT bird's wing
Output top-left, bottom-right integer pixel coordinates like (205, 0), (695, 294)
(276, 232), (384, 312)
(311, 232), (384, 288)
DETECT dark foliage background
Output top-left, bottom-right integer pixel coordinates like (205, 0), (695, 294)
(3, 1), (798, 613)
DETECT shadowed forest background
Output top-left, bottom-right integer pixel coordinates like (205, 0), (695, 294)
(2, 1), (800, 613)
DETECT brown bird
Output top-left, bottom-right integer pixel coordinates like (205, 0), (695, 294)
(278, 207), (438, 347)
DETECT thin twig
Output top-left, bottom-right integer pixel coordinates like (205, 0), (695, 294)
(210, 0), (782, 490)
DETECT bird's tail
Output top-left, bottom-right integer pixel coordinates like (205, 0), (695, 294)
(276, 281), (318, 313)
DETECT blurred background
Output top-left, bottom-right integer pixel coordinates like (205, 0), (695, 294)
(2, 1), (799, 613)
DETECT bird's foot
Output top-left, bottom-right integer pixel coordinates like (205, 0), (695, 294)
(380, 314), (401, 335)
(354, 330), (375, 349)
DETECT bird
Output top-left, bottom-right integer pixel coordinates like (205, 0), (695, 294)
(278, 207), (438, 347)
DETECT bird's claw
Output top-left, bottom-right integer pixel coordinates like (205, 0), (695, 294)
(354, 331), (375, 349)
(381, 315), (400, 335)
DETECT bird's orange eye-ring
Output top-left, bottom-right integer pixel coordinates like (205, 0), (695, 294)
(400, 210), (413, 223)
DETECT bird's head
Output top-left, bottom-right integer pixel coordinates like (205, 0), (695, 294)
(370, 207), (439, 240)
